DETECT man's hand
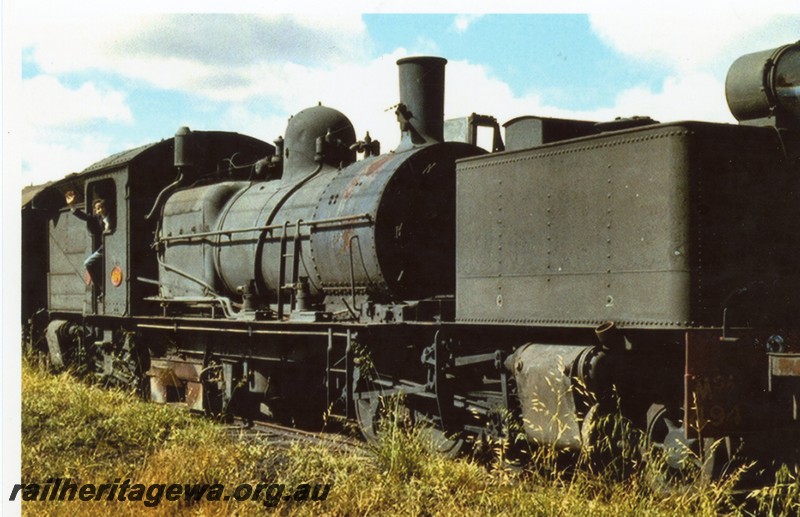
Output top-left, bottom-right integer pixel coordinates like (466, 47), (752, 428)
(65, 190), (76, 206)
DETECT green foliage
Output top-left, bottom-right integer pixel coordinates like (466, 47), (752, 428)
(747, 464), (800, 516)
(22, 360), (214, 480)
(19, 360), (800, 516)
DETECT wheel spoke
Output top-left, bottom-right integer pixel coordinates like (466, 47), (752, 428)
(412, 410), (465, 457)
(644, 403), (729, 482)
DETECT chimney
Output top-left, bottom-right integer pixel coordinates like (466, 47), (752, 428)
(396, 56), (447, 147)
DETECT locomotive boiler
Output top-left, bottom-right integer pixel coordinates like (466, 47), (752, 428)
(158, 57), (483, 321)
(22, 41), (800, 479)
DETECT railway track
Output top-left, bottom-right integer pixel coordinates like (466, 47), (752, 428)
(225, 418), (368, 454)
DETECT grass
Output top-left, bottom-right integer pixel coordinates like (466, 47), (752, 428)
(18, 358), (800, 516)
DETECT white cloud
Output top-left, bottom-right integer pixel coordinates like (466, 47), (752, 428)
(575, 11), (800, 127)
(589, 12), (800, 74)
(23, 76), (132, 129)
(20, 76), (133, 185)
(22, 14), (370, 103)
(441, 60), (735, 133)
(610, 72), (730, 123)
(18, 12), (800, 185)
(250, 51), (412, 150)
(22, 133), (118, 186)
(445, 60), (541, 124)
(19, 13), (373, 183)
(453, 14), (484, 33)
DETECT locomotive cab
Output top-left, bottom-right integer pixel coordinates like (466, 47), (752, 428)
(44, 176), (122, 316)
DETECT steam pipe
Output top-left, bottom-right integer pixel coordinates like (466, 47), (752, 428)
(145, 126), (193, 221)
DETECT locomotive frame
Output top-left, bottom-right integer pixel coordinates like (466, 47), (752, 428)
(22, 42), (800, 476)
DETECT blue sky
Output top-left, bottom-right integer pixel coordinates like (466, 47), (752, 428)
(364, 14), (663, 109)
(14, 8), (800, 186)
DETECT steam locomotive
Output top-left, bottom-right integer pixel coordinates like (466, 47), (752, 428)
(22, 42), (800, 475)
